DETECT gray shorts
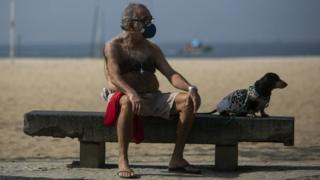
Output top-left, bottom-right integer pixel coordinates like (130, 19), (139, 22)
(107, 91), (179, 120)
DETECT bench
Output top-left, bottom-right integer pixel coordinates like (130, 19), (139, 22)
(24, 110), (294, 171)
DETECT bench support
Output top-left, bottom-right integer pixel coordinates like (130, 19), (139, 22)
(80, 141), (105, 168)
(215, 144), (238, 171)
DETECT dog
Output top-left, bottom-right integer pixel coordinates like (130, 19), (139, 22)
(211, 72), (287, 117)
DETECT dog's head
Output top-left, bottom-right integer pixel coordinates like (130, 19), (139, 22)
(254, 72), (287, 96)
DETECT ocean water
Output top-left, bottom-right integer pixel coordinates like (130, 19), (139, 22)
(0, 42), (320, 58)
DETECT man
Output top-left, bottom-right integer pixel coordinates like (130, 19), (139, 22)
(103, 3), (201, 178)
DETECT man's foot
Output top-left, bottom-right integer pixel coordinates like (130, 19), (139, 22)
(118, 158), (139, 179)
(117, 169), (139, 179)
(168, 157), (188, 168)
(168, 165), (201, 174)
(168, 158), (201, 174)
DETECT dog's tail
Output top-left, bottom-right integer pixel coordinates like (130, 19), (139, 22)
(208, 109), (217, 114)
(199, 109), (217, 115)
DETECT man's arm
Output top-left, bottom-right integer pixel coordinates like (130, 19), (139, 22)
(104, 42), (143, 115)
(151, 44), (190, 91)
(151, 43), (201, 112)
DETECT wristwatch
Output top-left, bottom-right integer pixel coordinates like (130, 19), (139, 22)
(188, 85), (198, 92)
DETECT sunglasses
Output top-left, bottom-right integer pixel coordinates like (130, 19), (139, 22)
(130, 16), (154, 25)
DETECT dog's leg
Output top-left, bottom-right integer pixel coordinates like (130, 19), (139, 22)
(237, 112), (248, 117)
(260, 109), (269, 117)
(219, 111), (230, 116)
(247, 113), (256, 118)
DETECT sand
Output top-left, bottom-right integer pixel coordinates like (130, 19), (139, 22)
(0, 56), (319, 179)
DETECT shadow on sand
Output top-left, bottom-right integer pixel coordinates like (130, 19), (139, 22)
(0, 176), (85, 180)
(238, 145), (320, 161)
(140, 164), (320, 178)
(1, 164), (320, 179)
(68, 162), (320, 179)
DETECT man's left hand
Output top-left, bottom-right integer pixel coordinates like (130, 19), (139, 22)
(188, 89), (201, 112)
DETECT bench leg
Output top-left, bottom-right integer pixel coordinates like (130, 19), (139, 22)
(80, 141), (105, 168)
(215, 144), (238, 171)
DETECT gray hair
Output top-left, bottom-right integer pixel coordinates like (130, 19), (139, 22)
(121, 3), (148, 31)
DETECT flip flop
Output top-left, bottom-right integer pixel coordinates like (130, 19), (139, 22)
(117, 169), (140, 179)
(168, 165), (201, 174)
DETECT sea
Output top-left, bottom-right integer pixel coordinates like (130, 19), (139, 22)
(0, 42), (320, 58)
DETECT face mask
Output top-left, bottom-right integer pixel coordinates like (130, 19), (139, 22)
(142, 23), (156, 39)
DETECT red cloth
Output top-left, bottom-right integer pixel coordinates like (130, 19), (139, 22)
(104, 91), (144, 144)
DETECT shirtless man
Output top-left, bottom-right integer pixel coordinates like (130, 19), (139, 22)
(103, 3), (201, 178)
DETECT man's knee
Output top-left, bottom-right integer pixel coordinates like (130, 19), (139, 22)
(119, 95), (132, 112)
(176, 93), (194, 112)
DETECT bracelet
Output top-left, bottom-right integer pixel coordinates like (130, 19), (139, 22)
(188, 85), (198, 92)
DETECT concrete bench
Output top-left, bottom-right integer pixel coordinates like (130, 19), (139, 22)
(24, 110), (294, 171)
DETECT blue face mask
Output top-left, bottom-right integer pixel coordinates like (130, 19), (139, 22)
(142, 23), (156, 39)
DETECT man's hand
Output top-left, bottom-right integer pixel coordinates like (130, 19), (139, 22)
(186, 89), (201, 113)
(128, 92), (143, 116)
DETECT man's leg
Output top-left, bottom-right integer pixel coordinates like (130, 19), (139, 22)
(117, 95), (135, 177)
(169, 93), (195, 168)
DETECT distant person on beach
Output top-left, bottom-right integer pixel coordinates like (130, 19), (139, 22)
(102, 3), (201, 178)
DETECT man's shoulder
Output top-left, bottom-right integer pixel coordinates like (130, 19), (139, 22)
(106, 36), (123, 47)
(146, 40), (162, 53)
(104, 38), (123, 54)
(146, 40), (159, 48)
(103, 37), (125, 60)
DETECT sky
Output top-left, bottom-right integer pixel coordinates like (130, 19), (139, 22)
(0, 0), (320, 45)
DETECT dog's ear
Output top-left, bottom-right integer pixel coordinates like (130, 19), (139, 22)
(265, 72), (280, 82)
(255, 73), (270, 90)
(255, 73), (276, 96)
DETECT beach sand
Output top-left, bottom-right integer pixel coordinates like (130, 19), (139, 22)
(0, 56), (319, 179)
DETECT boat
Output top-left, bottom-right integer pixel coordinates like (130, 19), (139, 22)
(180, 39), (213, 55)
